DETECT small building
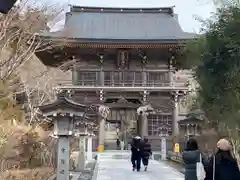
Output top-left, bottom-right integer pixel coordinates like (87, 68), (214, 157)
(35, 6), (195, 150)
(178, 114), (204, 137)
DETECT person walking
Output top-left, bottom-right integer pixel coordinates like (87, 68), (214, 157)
(120, 140), (125, 150)
(141, 137), (152, 171)
(182, 138), (207, 180)
(116, 139), (120, 149)
(204, 138), (240, 180)
(131, 136), (142, 172)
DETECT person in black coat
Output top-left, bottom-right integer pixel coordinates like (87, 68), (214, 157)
(205, 139), (240, 180)
(131, 136), (142, 172)
(141, 138), (152, 171)
(182, 138), (208, 180)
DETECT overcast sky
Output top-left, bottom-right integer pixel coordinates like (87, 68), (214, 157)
(44, 0), (215, 33)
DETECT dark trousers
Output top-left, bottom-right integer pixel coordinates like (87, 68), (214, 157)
(131, 157), (141, 170)
(142, 157), (149, 166)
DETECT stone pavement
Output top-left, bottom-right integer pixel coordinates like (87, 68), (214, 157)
(96, 154), (184, 180)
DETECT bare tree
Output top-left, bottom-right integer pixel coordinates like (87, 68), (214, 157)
(0, 0), (69, 123)
(0, 0), (65, 83)
(20, 61), (72, 124)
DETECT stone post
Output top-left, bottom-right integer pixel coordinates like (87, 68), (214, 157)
(87, 135), (93, 160)
(161, 137), (167, 160)
(57, 136), (70, 180)
(78, 134), (86, 170)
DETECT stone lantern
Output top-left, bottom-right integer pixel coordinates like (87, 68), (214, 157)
(38, 92), (88, 180)
(74, 113), (97, 170)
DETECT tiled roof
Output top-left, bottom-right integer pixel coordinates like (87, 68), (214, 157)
(44, 6), (196, 41)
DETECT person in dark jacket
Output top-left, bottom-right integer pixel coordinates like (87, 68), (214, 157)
(131, 136), (142, 172)
(141, 138), (152, 171)
(205, 138), (240, 180)
(182, 138), (208, 180)
(116, 139), (120, 149)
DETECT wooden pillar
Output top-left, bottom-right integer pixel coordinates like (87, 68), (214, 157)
(141, 114), (148, 139)
(98, 68), (105, 152)
(98, 118), (105, 152)
(172, 92), (179, 136)
(142, 71), (147, 86)
(140, 91), (148, 139)
(72, 69), (78, 85)
(168, 49), (175, 87)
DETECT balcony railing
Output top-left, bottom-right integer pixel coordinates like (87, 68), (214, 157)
(57, 70), (190, 89)
(57, 79), (188, 87)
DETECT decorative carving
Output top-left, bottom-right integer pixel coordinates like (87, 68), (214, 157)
(170, 91), (189, 108)
(97, 52), (104, 70)
(137, 104), (154, 115)
(137, 49), (147, 66)
(169, 56), (174, 70)
(143, 90), (149, 102)
(117, 50), (129, 69)
(99, 90), (104, 101)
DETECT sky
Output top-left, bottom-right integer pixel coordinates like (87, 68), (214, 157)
(44, 0), (215, 33)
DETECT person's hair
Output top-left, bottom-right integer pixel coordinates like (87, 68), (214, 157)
(144, 137), (148, 142)
(186, 138), (199, 151)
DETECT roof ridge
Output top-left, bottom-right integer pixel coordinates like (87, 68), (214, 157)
(69, 5), (175, 14)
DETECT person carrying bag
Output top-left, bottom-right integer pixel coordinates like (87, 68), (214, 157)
(182, 138), (207, 180)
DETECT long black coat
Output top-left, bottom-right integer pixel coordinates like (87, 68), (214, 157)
(131, 139), (141, 160)
(141, 141), (152, 159)
(205, 155), (240, 180)
(182, 150), (208, 180)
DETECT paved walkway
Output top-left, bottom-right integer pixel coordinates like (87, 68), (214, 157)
(96, 152), (184, 180)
